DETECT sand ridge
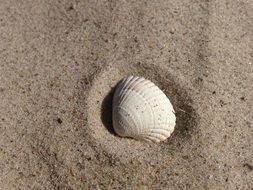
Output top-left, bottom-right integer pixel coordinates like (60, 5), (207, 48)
(85, 62), (198, 163)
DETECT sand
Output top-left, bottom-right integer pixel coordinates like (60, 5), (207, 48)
(0, 0), (252, 189)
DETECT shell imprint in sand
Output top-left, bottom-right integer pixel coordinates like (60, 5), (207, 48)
(113, 76), (176, 143)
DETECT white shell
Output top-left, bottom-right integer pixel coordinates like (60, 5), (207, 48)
(113, 76), (176, 143)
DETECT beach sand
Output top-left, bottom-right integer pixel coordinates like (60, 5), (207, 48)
(0, 0), (252, 189)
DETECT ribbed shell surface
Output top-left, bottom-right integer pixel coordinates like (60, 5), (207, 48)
(113, 76), (176, 143)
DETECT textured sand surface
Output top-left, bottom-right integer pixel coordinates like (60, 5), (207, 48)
(0, 0), (252, 189)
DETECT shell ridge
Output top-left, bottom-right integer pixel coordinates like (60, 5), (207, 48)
(113, 76), (176, 143)
(117, 76), (136, 99)
(144, 136), (161, 143)
(119, 77), (146, 104)
(140, 128), (173, 135)
(119, 91), (154, 135)
(116, 104), (143, 136)
(146, 132), (168, 139)
(138, 130), (171, 139)
(119, 89), (156, 134)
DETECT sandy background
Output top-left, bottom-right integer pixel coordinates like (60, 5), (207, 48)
(0, 0), (252, 189)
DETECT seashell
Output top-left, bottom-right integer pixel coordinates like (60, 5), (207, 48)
(112, 76), (176, 143)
